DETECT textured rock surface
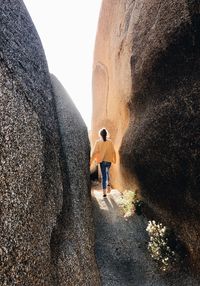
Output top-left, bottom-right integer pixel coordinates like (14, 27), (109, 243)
(0, 1), (62, 285)
(51, 74), (101, 285)
(0, 1), (100, 285)
(92, 0), (138, 191)
(93, 0), (200, 272)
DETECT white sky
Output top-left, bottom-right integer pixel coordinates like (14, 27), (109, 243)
(23, 0), (102, 129)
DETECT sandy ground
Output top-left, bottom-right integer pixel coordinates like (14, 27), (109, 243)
(91, 183), (200, 286)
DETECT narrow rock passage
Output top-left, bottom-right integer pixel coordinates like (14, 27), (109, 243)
(91, 184), (199, 286)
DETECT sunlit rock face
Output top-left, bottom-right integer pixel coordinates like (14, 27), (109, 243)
(0, 1), (100, 285)
(92, 0), (137, 190)
(93, 0), (200, 270)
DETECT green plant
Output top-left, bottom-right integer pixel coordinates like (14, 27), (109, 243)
(118, 190), (137, 217)
(117, 190), (144, 217)
(146, 220), (178, 272)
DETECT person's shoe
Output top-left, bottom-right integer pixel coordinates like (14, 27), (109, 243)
(103, 194), (107, 198)
(103, 189), (106, 197)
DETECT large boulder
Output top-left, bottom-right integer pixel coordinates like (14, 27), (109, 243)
(51, 74), (100, 285)
(92, 0), (200, 271)
(0, 1), (99, 285)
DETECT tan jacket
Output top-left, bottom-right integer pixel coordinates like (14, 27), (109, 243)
(91, 139), (116, 164)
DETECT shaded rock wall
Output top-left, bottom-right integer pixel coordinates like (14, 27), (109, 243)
(93, 0), (200, 271)
(51, 74), (100, 285)
(0, 1), (62, 285)
(0, 1), (100, 285)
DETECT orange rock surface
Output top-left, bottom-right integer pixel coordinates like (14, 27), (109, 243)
(92, 0), (200, 272)
(92, 0), (137, 191)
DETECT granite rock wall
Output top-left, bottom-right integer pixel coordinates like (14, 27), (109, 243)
(0, 1), (100, 285)
(51, 74), (100, 285)
(93, 0), (200, 271)
(92, 0), (137, 190)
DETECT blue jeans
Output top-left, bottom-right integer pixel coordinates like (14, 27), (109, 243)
(100, 161), (111, 189)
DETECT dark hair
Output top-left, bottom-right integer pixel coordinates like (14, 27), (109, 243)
(100, 128), (107, 141)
